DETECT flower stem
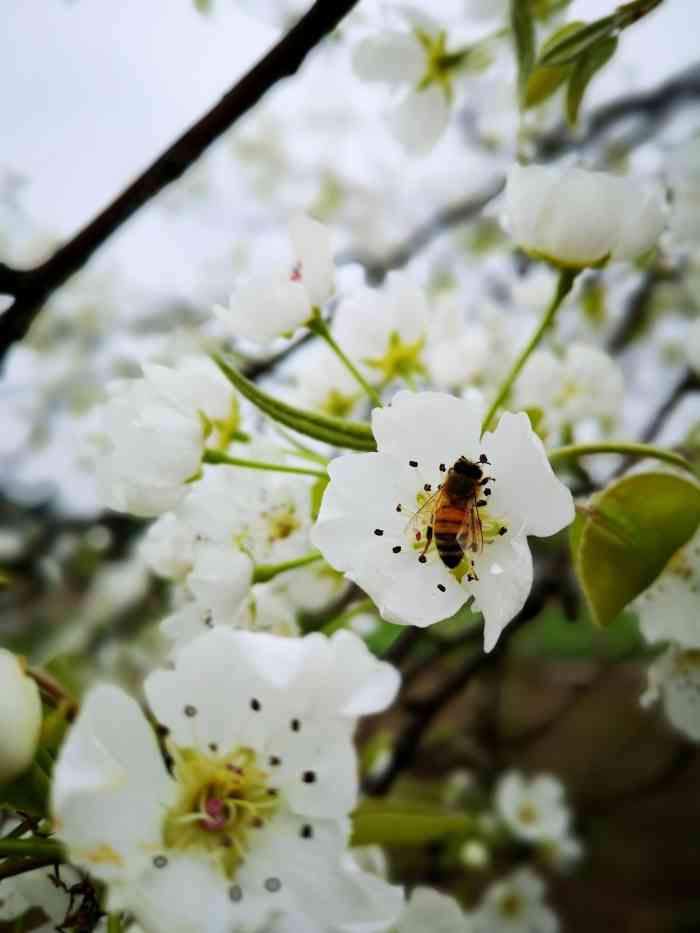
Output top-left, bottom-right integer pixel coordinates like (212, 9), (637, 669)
(253, 551), (323, 584)
(308, 313), (383, 409)
(203, 449), (327, 480)
(0, 838), (64, 861)
(481, 267), (578, 435)
(548, 442), (694, 474)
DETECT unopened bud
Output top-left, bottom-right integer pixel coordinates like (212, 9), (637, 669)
(0, 649), (42, 783)
(460, 840), (490, 870)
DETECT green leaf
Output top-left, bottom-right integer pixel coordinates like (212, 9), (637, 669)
(539, 14), (616, 67)
(510, 604), (648, 660)
(575, 472), (700, 626)
(566, 35), (618, 126)
(351, 800), (474, 847)
(510, 0), (536, 106)
(524, 64), (571, 108)
(213, 354), (376, 452)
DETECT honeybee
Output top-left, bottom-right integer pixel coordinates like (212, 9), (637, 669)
(408, 455), (493, 574)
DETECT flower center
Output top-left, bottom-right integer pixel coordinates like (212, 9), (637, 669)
(163, 745), (279, 878)
(499, 892), (524, 918)
(263, 504), (300, 545)
(517, 802), (539, 825)
(364, 331), (426, 386)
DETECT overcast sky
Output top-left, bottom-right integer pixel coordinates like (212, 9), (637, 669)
(0, 0), (698, 292)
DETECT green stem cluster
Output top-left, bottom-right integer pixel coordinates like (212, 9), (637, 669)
(203, 449), (327, 479)
(308, 313), (383, 409)
(481, 267), (578, 434)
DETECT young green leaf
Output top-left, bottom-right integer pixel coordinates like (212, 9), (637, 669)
(510, 0), (536, 106)
(575, 472), (700, 626)
(351, 800), (474, 846)
(539, 15), (616, 67)
(213, 354), (377, 451)
(566, 35), (618, 126)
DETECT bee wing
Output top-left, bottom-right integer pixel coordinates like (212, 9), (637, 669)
(456, 500), (484, 555)
(406, 488), (442, 542)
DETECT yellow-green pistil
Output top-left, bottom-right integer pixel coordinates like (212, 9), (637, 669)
(163, 745), (279, 878)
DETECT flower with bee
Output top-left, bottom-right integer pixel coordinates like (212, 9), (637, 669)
(311, 391), (574, 650)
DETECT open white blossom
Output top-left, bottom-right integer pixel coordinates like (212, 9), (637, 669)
(0, 648), (42, 783)
(635, 527), (700, 649)
(471, 868), (558, 933)
(140, 512), (197, 581)
(333, 271), (430, 387)
(312, 391), (574, 650)
(515, 343), (623, 440)
(641, 644), (700, 742)
(352, 10), (453, 154)
(52, 628), (402, 933)
(495, 772), (570, 845)
(213, 213), (334, 346)
(93, 357), (236, 518)
(504, 164), (666, 269)
(394, 886), (471, 932)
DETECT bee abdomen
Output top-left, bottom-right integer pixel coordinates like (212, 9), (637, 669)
(435, 531), (463, 570)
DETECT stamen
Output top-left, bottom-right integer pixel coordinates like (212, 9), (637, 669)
(392, 545), (402, 553)
(374, 528), (384, 536)
(184, 705), (197, 718)
(265, 877), (282, 893)
(409, 460), (418, 467)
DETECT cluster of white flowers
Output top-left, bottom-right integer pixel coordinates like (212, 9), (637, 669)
(637, 526), (700, 742)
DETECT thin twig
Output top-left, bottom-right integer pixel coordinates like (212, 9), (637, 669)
(0, 0), (361, 361)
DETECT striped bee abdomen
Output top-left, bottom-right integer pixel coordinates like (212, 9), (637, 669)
(434, 504), (467, 569)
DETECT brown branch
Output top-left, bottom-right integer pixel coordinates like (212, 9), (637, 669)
(0, 0), (361, 363)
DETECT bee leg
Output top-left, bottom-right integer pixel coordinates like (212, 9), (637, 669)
(421, 525), (433, 557)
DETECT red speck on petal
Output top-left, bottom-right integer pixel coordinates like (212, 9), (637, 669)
(290, 262), (302, 282)
(416, 532), (421, 541)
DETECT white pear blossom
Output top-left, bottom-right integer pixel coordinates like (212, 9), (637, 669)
(503, 164), (667, 269)
(635, 527), (700, 649)
(515, 343), (624, 439)
(52, 628), (402, 933)
(312, 391), (574, 650)
(140, 512), (197, 581)
(0, 648), (42, 783)
(471, 868), (559, 933)
(495, 772), (570, 845)
(162, 584), (299, 650)
(333, 271), (430, 387)
(93, 357), (236, 518)
(186, 542), (255, 619)
(641, 644), (700, 742)
(213, 213), (334, 346)
(352, 11), (455, 154)
(394, 886), (471, 932)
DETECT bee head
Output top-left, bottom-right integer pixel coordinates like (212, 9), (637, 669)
(453, 457), (482, 480)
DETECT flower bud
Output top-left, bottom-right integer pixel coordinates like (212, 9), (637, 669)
(504, 163), (667, 269)
(0, 649), (42, 783)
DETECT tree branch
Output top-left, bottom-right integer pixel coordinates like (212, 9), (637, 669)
(0, 0), (360, 362)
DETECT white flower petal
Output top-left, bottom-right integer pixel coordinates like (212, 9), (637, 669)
(236, 815), (403, 933)
(473, 533), (533, 652)
(0, 649), (41, 783)
(397, 886), (466, 933)
(388, 86), (451, 155)
(351, 32), (424, 86)
(372, 391), (482, 471)
(289, 212), (334, 308)
(482, 411), (574, 539)
(52, 685), (174, 882)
